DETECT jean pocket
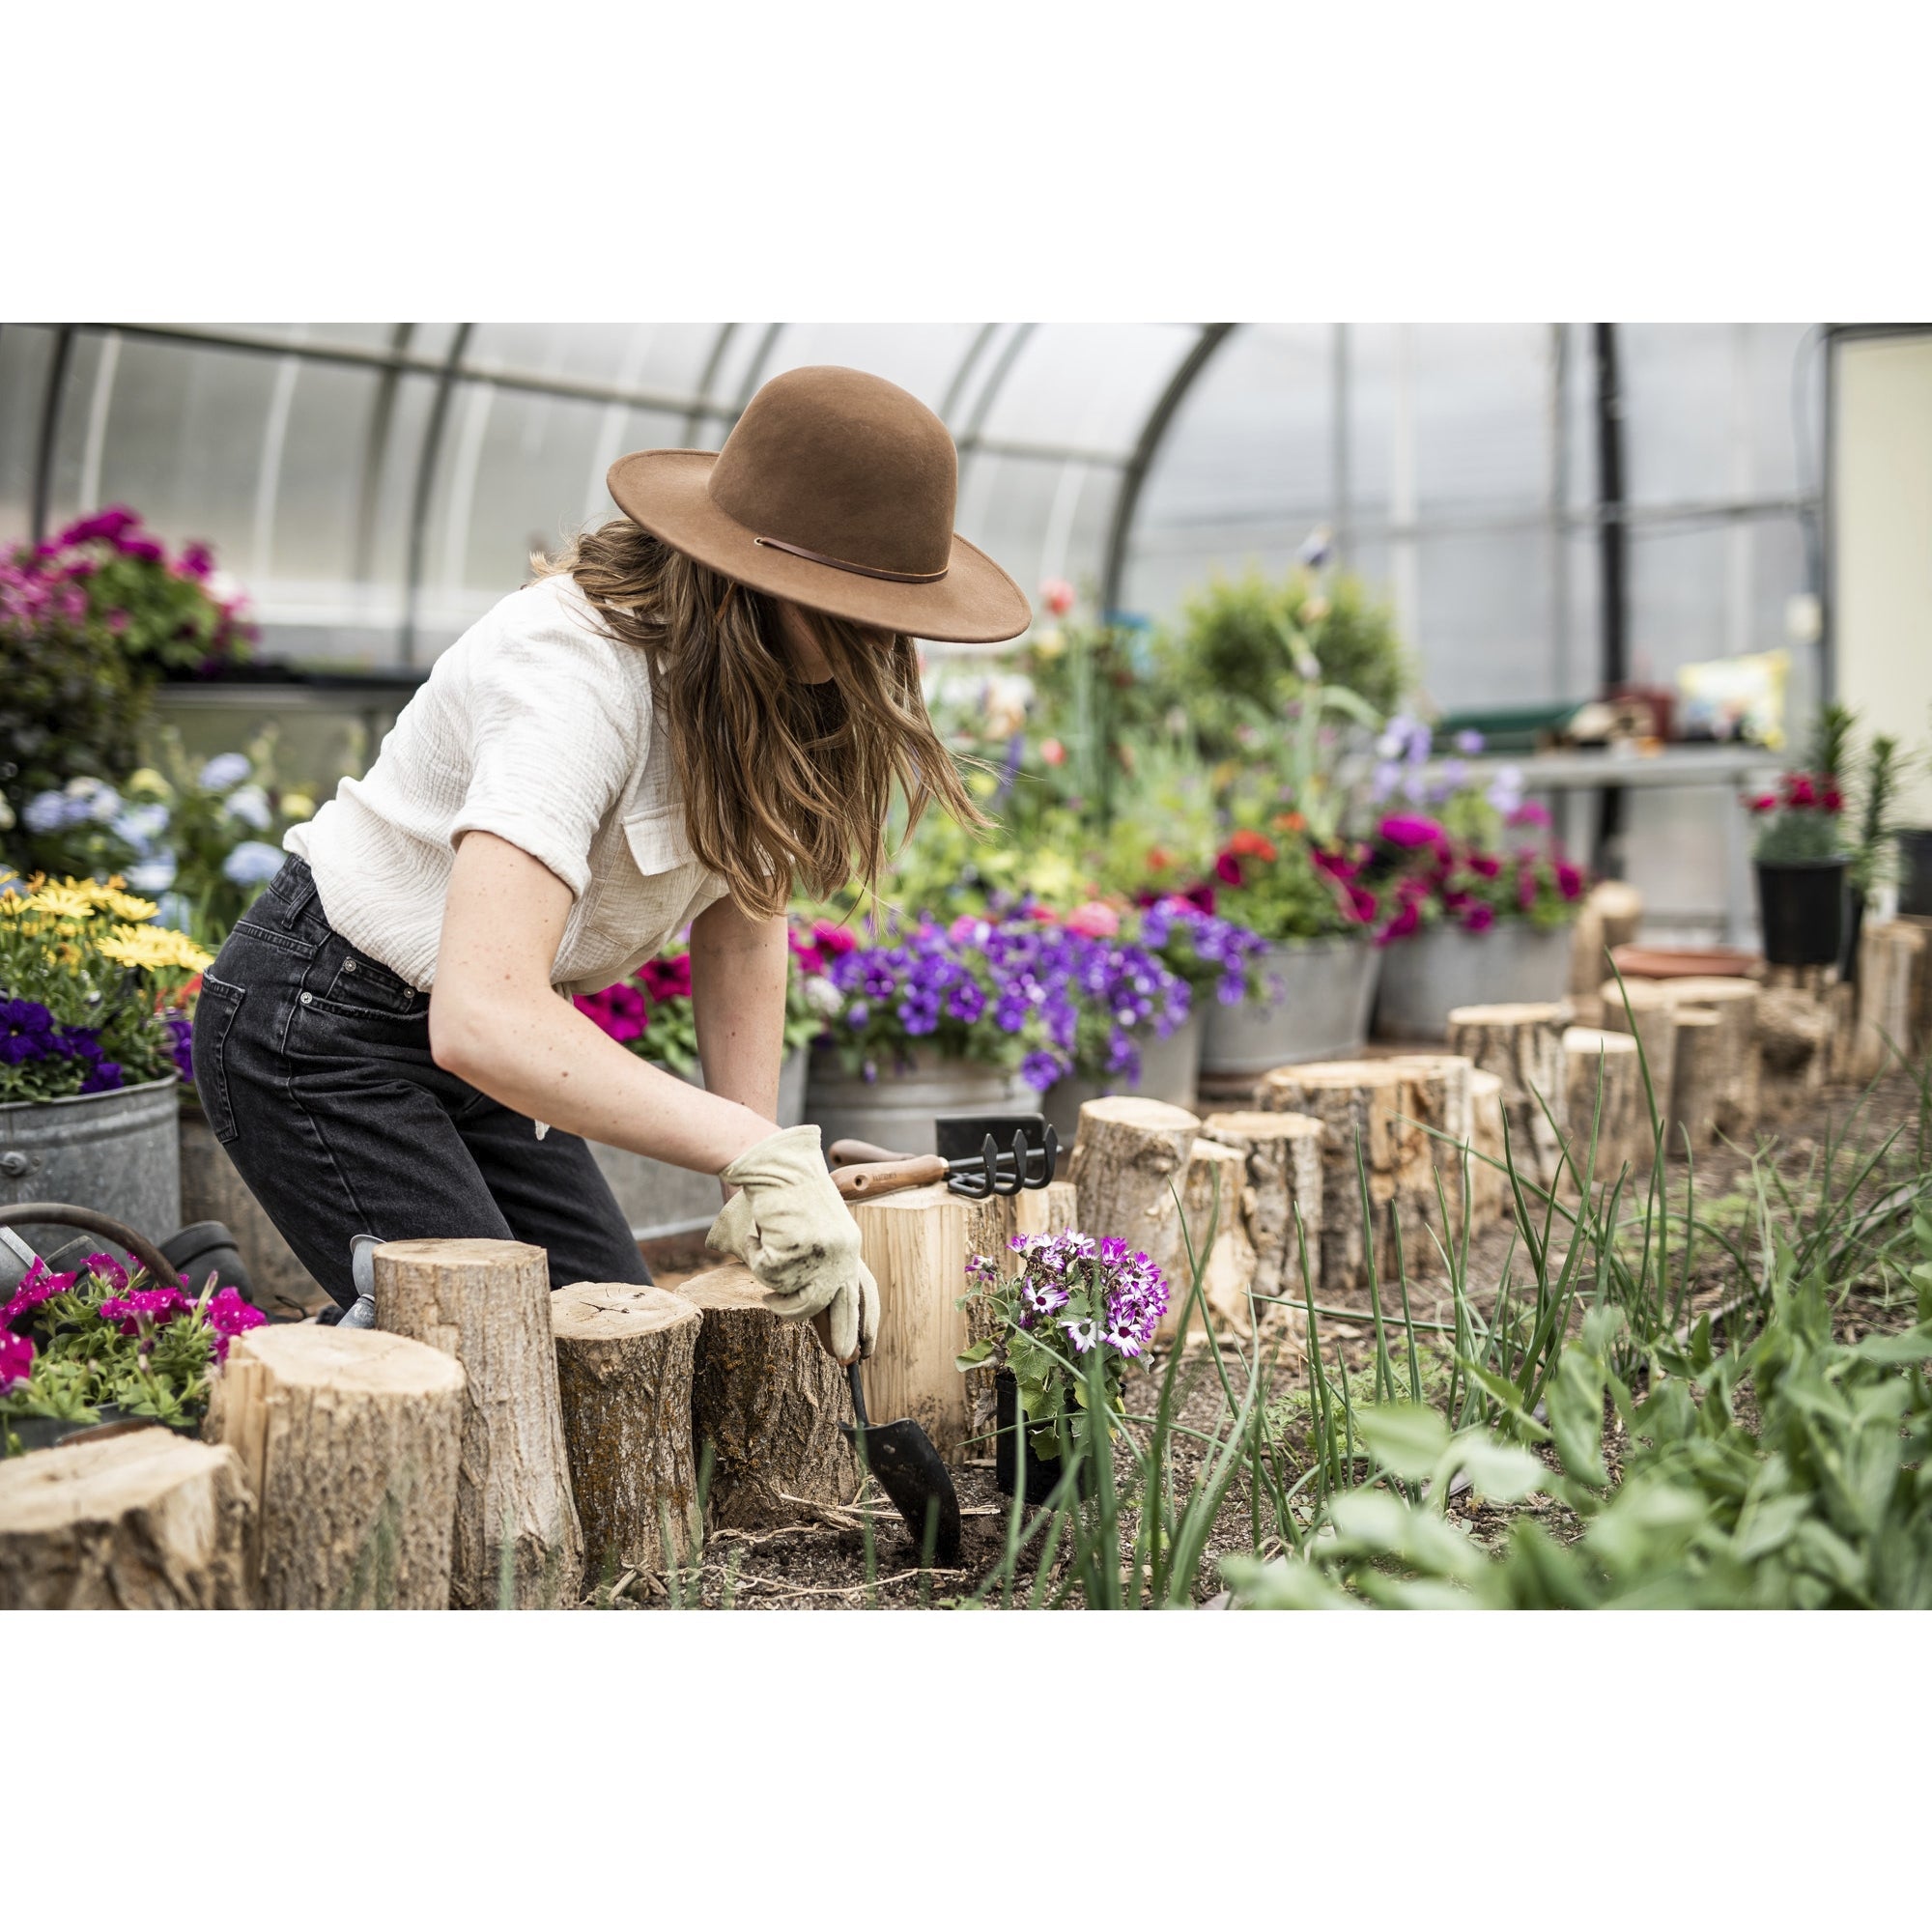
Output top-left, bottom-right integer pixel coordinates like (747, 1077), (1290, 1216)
(191, 974), (247, 1145)
(321, 947), (424, 1017)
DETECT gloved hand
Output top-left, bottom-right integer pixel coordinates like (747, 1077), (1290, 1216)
(707, 1123), (879, 1361)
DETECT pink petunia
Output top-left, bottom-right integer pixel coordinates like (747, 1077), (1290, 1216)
(812, 921), (858, 957)
(1378, 902), (1421, 946)
(1555, 861), (1585, 901)
(1462, 902), (1495, 933)
(1039, 578), (1076, 618)
(84, 1253), (128, 1293)
(1065, 901), (1121, 938)
(1468, 853), (1501, 879)
(99, 1287), (191, 1336)
(1508, 801), (1553, 829)
(0, 1329), (33, 1388)
(3, 1260), (75, 1331)
(1378, 813), (1448, 849)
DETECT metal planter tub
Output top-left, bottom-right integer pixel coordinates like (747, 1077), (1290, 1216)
(1373, 921), (1576, 1042)
(590, 1047), (810, 1245)
(1043, 1009), (1202, 1144)
(803, 1045), (1038, 1157)
(1200, 938), (1380, 1079)
(1, 1077), (182, 1270)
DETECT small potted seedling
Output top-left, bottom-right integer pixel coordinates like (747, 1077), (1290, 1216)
(957, 1231), (1169, 1504)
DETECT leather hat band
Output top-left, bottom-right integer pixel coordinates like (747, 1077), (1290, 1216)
(753, 533), (949, 584)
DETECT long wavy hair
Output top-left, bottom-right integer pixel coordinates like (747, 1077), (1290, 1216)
(532, 519), (984, 919)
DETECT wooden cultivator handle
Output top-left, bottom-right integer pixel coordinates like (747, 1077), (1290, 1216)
(830, 1155), (949, 1201)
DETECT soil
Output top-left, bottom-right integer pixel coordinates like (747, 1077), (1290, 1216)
(599, 1062), (1931, 1611)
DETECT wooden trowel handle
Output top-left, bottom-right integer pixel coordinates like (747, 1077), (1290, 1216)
(831, 1155), (949, 1200)
(827, 1137), (904, 1167)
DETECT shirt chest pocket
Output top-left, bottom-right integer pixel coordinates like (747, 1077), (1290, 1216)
(621, 801), (700, 883)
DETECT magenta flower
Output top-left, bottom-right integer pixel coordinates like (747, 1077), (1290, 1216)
(205, 1286), (268, 1360)
(1214, 853), (1244, 887)
(1461, 902), (1495, 933)
(0, 1329), (33, 1388)
(3, 1260), (75, 1330)
(99, 1286), (192, 1335)
(1378, 901), (1422, 946)
(1509, 800), (1553, 829)
(1555, 861), (1585, 901)
(84, 1252), (128, 1293)
(1378, 813), (1448, 849)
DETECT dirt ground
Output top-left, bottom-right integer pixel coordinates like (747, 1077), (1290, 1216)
(607, 1061), (1930, 1611)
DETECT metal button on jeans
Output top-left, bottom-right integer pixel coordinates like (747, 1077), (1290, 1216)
(300, 991), (313, 1004)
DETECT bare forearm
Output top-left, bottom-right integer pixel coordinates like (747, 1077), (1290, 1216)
(691, 901), (788, 1122)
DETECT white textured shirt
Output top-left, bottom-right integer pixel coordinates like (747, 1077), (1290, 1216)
(287, 575), (731, 998)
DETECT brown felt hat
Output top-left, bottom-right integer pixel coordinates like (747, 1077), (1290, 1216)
(607, 364), (1032, 644)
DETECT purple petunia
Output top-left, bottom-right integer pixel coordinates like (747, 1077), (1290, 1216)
(0, 1329), (33, 1388)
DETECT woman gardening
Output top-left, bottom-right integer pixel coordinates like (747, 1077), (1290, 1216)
(194, 367), (1030, 1364)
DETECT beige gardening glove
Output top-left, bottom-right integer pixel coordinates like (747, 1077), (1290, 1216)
(707, 1124), (879, 1362)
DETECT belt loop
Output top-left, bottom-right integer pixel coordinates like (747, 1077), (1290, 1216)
(275, 858), (318, 929)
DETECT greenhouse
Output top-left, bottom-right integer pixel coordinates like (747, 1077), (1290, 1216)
(3, 319), (1930, 1613)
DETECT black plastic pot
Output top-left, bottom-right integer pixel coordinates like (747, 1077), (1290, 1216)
(1898, 830), (1932, 919)
(1, 1406), (201, 1458)
(1754, 858), (1848, 968)
(994, 1371), (1100, 1505)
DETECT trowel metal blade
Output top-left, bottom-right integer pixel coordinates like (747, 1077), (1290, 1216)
(839, 1418), (963, 1569)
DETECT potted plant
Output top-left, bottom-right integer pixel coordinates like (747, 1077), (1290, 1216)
(1368, 740), (1587, 1038)
(956, 1228), (1170, 1504)
(572, 926), (830, 1241)
(1029, 902), (1196, 1139)
(1194, 823), (1382, 1075)
(1747, 768), (1848, 969)
(803, 915), (1091, 1154)
(1, 1248), (264, 1456)
(2, 872), (210, 1261)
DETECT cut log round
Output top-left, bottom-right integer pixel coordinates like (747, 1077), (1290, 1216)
(1663, 978), (1761, 1138)
(1756, 985), (1834, 1116)
(212, 1323), (466, 1609)
(1562, 1026), (1643, 1184)
(1666, 1008), (1722, 1151)
(1853, 921), (1927, 1080)
(1386, 1053), (1476, 1259)
(677, 1264), (857, 1525)
(1158, 1137), (1260, 1342)
(1255, 1061), (1426, 1294)
(1066, 1095), (1202, 1293)
(1445, 1003), (1573, 1189)
(848, 1180), (972, 1463)
(0, 1428), (252, 1609)
(1468, 1070), (1507, 1233)
(1199, 1110), (1324, 1315)
(1568, 896), (1607, 999)
(1598, 977), (1680, 1128)
(1592, 880), (1644, 953)
(552, 1282), (703, 1583)
(373, 1236), (582, 1609)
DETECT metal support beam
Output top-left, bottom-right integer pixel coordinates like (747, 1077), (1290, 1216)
(30, 326), (75, 544)
(1099, 324), (1236, 615)
(399, 324), (473, 668)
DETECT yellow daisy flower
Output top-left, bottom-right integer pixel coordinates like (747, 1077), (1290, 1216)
(87, 885), (161, 923)
(97, 925), (213, 974)
(26, 885), (98, 922)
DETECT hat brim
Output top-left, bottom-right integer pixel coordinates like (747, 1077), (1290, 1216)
(607, 449), (1032, 645)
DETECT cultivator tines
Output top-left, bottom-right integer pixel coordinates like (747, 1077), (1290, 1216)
(932, 1115), (1059, 1199)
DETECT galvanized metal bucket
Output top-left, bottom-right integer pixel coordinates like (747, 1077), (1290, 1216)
(0, 1077), (182, 1270)
(1373, 921), (1576, 1042)
(803, 1045), (1037, 1157)
(1042, 1009), (1202, 1144)
(1200, 938), (1380, 1077)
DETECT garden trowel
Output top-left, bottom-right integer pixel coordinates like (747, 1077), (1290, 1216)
(839, 1358), (962, 1569)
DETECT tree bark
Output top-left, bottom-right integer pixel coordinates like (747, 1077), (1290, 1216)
(1667, 1008), (1723, 1151)
(1254, 1062), (1427, 1295)
(1756, 986), (1834, 1117)
(373, 1236), (582, 1609)
(1468, 1070), (1508, 1233)
(552, 1282), (703, 1584)
(677, 1264), (857, 1525)
(1852, 921), (1927, 1080)
(1386, 1053), (1477, 1259)
(848, 1180), (973, 1463)
(1065, 1095), (1202, 1295)
(1153, 1137), (1259, 1342)
(1664, 978), (1761, 1138)
(0, 1428), (252, 1609)
(1592, 879), (1644, 953)
(1562, 1026), (1644, 1184)
(211, 1323), (465, 1609)
(1197, 1108), (1323, 1344)
(1445, 1003), (1574, 1189)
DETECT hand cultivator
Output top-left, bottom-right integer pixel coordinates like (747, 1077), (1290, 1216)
(827, 1112), (1061, 1203)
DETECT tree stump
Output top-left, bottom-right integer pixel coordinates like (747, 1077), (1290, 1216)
(1593, 880), (1644, 953)
(848, 1180), (974, 1463)
(1666, 1008), (1723, 1151)
(1199, 1110), (1324, 1315)
(1066, 1095), (1203, 1294)
(552, 1282), (703, 1583)
(0, 1429), (252, 1609)
(1568, 895), (1607, 1000)
(1598, 977), (1680, 1128)
(1445, 1003), (1573, 1190)
(373, 1237), (583, 1609)
(677, 1264), (857, 1524)
(1664, 978), (1761, 1138)
(1154, 1137), (1260, 1342)
(1756, 986), (1834, 1117)
(1387, 1053), (1477, 1258)
(212, 1324), (466, 1609)
(1254, 1062), (1427, 1294)
(1468, 1070), (1508, 1233)
(1562, 1027), (1644, 1184)
(1897, 915), (1932, 1057)
(1852, 921), (1927, 1080)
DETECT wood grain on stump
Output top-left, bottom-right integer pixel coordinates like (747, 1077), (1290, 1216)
(1757, 985), (1834, 1115)
(1066, 1095), (1202, 1294)
(677, 1264), (857, 1524)
(1468, 1070), (1508, 1233)
(553, 1282), (702, 1582)
(1853, 922), (1927, 1080)
(1592, 880), (1643, 953)
(1664, 978), (1761, 1138)
(1598, 977), (1680, 1127)
(212, 1323), (465, 1609)
(1199, 1110), (1324, 1314)
(1667, 1008), (1723, 1151)
(1446, 1003), (1573, 1189)
(1562, 1026), (1643, 1183)
(1386, 1053), (1477, 1257)
(373, 1236), (582, 1609)
(0, 1429), (253, 1609)
(1255, 1062), (1427, 1294)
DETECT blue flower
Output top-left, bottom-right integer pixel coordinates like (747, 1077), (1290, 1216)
(223, 783), (272, 832)
(23, 791), (76, 834)
(200, 753), (252, 789)
(128, 856), (177, 894)
(221, 840), (284, 887)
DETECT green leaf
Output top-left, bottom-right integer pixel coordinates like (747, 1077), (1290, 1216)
(953, 1341), (995, 1372)
(1220, 1555), (1359, 1611)
(1327, 1492), (1489, 1583)
(1445, 1431), (1547, 1503)
(1353, 1401), (1453, 1480)
(1548, 1347), (1610, 1487)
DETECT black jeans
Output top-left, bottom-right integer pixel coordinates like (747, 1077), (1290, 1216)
(192, 857), (651, 1309)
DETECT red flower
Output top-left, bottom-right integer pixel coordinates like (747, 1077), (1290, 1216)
(1462, 902), (1495, 933)
(1821, 786), (1844, 813)
(1748, 793), (1777, 814)
(812, 921), (858, 957)
(1378, 902), (1421, 946)
(1348, 884), (1378, 923)
(1214, 853), (1244, 888)
(1555, 861), (1585, 901)
(1228, 829), (1278, 861)
(1468, 853), (1500, 879)
(0, 1329), (32, 1389)
(1784, 774), (1817, 809)
(1378, 813), (1447, 849)
(1039, 578), (1076, 618)
(1040, 738), (1066, 767)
